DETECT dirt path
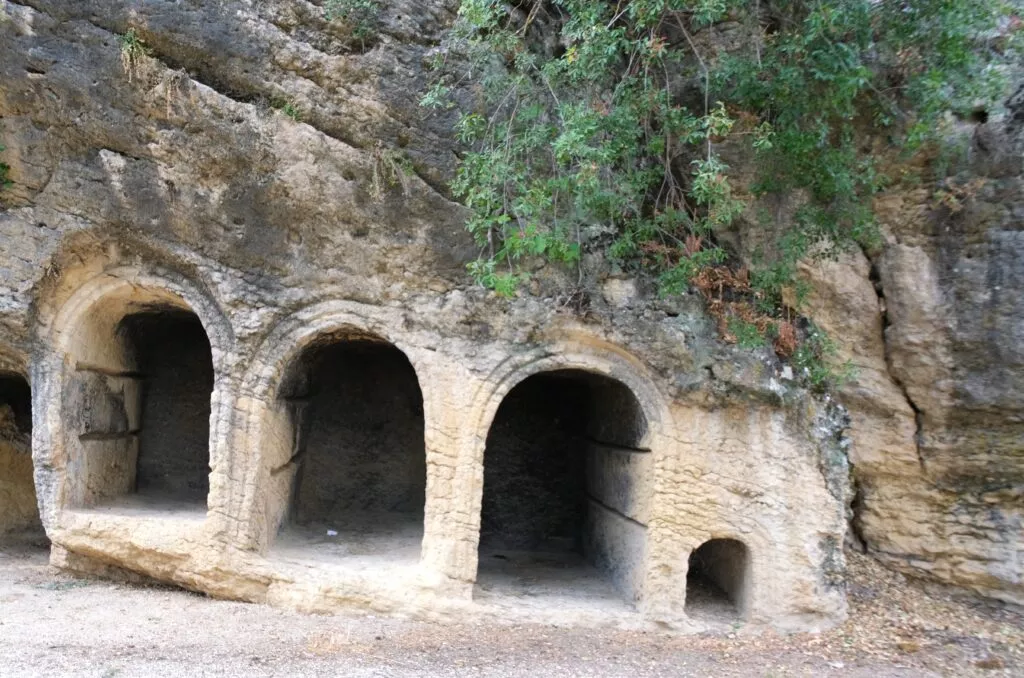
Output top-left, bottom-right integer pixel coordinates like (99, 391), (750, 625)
(0, 542), (1020, 677)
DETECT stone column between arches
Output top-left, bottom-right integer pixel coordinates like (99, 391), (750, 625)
(415, 347), (492, 595)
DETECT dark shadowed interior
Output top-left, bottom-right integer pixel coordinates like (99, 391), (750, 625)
(685, 538), (750, 621)
(272, 338), (425, 566)
(0, 373), (31, 435)
(0, 372), (45, 542)
(477, 370), (649, 607)
(479, 374), (589, 553)
(121, 310), (214, 505)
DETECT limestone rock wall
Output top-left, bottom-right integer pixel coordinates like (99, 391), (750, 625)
(0, 0), (1015, 626)
(0, 0), (849, 631)
(800, 96), (1024, 605)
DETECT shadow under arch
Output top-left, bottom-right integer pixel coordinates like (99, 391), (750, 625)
(233, 301), (428, 563)
(35, 266), (234, 521)
(685, 536), (753, 621)
(0, 368), (46, 544)
(470, 345), (671, 451)
(466, 337), (675, 609)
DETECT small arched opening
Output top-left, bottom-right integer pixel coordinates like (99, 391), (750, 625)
(267, 332), (426, 569)
(0, 372), (45, 545)
(685, 538), (751, 620)
(63, 290), (214, 513)
(476, 369), (650, 608)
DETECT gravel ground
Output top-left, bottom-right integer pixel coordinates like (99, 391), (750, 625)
(0, 540), (1020, 677)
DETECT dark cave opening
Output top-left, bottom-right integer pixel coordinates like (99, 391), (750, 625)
(685, 538), (751, 620)
(477, 369), (649, 605)
(120, 309), (214, 506)
(273, 338), (426, 564)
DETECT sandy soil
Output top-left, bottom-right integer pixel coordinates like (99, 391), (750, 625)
(0, 539), (1020, 677)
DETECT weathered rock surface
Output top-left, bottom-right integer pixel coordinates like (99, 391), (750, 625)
(0, 0), (1016, 625)
(800, 100), (1024, 605)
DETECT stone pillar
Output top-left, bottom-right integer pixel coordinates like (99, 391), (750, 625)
(414, 349), (484, 597)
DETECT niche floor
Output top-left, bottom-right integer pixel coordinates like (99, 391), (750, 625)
(269, 511), (423, 574)
(77, 495), (208, 520)
(474, 547), (633, 616)
(685, 572), (741, 623)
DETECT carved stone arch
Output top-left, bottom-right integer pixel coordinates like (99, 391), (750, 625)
(464, 335), (676, 607)
(47, 265), (234, 363)
(684, 534), (756, 621)
(470, 342), (674, 447)
(33, 265), (234, 526)
(234, 301), (429, 558)
(238, 301), (413, 402)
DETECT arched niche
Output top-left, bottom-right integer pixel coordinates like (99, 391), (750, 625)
(685, 538), (752, 621)
(261, 327), (426, 569)
(54, 280), (218, 513)
(475, 366), (654, 608)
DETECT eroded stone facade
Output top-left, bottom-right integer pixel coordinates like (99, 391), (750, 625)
(14, 260), (845, 632)
(0, 0), (1019, 630)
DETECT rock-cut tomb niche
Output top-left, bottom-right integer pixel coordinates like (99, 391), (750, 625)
(268, 332), (426, 568)
(685, 538), (751, 620)
(477, 369), (650, 607)
(0, 372), (43, 539)
(62, 289), (214, 512)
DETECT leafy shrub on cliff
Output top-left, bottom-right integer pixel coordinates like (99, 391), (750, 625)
(325, 0), (382, 40)
(0, 143), (10, 192)
(423, 0), (1021, 385)
(118, 28), (150, 82)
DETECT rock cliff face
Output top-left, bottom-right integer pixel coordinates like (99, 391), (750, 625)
(0, 0), (1019, 620)
(802, 98), (1024, 605)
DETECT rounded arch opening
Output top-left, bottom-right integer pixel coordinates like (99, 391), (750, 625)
(685, 538), (751, 621)
(0, 371), (45, 544)
(265, 329), (426, 569)
(477, 368), (650, 607)
(61, 286), (215, 512)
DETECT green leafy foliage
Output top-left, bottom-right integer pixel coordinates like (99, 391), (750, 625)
(273, 98), (301, 121)
(0, 143), (10, 190)
(118, 28), (150, 82)
(792, 322), (853, 391)
(325, 0), (382, 40)
(425, 0), (1019, 387)
(728, 316), (769, 350)
(118, 28), (147, 56)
